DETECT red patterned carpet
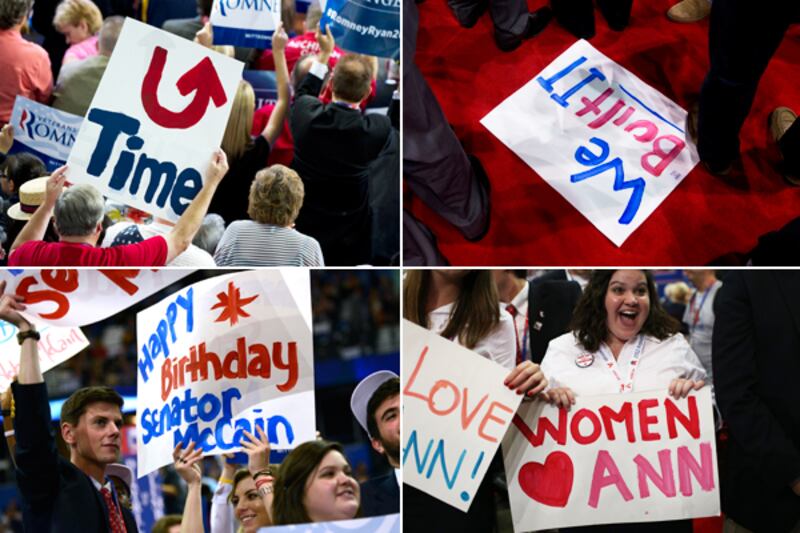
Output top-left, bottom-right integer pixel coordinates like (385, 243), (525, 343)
(406, 0), (800, 265)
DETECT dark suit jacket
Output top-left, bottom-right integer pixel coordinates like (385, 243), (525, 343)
(12, 382), (138, 533)
(712, 271), (800, 532)
(290, 71), (398, 265)
(360, 470), (399, 517)
(529, 278), (582, 364)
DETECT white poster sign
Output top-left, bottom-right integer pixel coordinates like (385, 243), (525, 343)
(66, 17), (243, 222)
(210, 0), (280, 49)
(258, 514), (400, 533)
(0, 269), (192, 327)
(136, 270), (315, 477)
(481, 39), (699, 246)
(503, 388), (719, 530)
(402, 320), (521, 512)
(0, 322), (88, 391)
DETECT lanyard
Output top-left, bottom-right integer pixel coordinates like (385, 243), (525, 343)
(688, 283), (716, 332)
(597, 335), (646, 393)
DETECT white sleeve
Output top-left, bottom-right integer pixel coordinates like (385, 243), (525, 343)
(487, 312), (517, 371)
(210, 482), (235, 533)
(677, 335), (708, 382)
(540, 340), (567, 390)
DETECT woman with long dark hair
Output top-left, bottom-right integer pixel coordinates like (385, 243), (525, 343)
(403, 269), (548, 532)
(540, 269), (706, 533)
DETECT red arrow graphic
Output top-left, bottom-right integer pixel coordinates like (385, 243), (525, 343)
(140, 46), (228, 129)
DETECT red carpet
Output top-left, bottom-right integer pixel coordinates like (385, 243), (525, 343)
(407, 0), (800, 265)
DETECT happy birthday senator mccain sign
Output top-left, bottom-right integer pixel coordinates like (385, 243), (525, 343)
(502, 388), (719, 530)
(481, 39), (699, 247)
(67, 18), (243, 222)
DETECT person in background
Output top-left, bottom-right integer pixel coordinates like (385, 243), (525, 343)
(0, 0), (52, 124)
(53, 0), (103, 65)
(712, 271), (800, 533)
(683, 270), (721, 393)
(350, 371), (400, 517)
(271, 440), (360, 525)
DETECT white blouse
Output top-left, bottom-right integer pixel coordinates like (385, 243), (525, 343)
(541, 332), (707, 396)
(427, 302), (517, 370)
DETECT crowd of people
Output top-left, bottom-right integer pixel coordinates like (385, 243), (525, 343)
(0, 269), (400, 532)
(403, 269), (800, 533)
(0, 0), (399, 267)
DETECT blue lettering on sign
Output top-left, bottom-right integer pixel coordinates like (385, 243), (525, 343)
(139, 386), (296, 451)
(570, 137), (645, 225)
(402, 430), (486, 503)
(218, 0), (275, 16)
(22, 111), (77, 148)
(85, 108), (203, 216)
(138, 287), (194, 382)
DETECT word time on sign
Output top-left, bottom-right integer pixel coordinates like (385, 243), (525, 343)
(481, 39), (699, 247)
(67, 18), (243, 222)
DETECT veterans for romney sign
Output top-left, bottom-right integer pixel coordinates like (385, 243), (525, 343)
(259, 514), (400, 533)
(0, 322), (88, 391)
(8, 96), (82, 172)
(136, 270), (315, 477)
(320, 0), (399, 58)
(210, 0), (280, 49)
(402, 320), (521, 512)
(0, 269), (191, 327)
(502, 388), (719, 530)
(67, 18), (243, 222)
(481, 39), (699, 247)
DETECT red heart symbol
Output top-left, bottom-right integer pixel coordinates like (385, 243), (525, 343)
(518, 451), (574, 507)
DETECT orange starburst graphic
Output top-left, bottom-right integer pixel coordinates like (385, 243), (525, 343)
(211, 281), (259, 326)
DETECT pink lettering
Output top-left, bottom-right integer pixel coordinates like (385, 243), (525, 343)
(588, 450), (634, 508)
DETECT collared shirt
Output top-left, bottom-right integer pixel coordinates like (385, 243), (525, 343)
(0, 29), (52, 123)
(427, 302), (517, 370)
(541, 332), (707, 395)
(565, 270), (589, 291)
(504, 281), (531, 362)
(682, 280), (722, 382)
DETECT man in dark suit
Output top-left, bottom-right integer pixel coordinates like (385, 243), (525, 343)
(0, 282), (138, 533)
(528, 270), (586, 364)
(350, 371), (399, 517)
(712, 271), (800, 533)
(290, 28), (398, 266)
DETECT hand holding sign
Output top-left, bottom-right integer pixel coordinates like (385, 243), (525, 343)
(0, 281), (29, 330)
(0, 124), (12, 154)
(668, 378), (705, 399)
(272, 22), (288, 52)
(505, 360), (548, 397)
(45, 166), (68, 208)
(174, 441), (204, 485)
(242, 426), (271, 475)
(316, 25), (335, 63)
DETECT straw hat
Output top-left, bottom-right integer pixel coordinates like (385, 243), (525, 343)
(7, 176), (48, 221)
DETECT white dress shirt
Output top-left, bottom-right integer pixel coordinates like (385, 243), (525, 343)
(427, 302), (517, 370)
(541, 332), (707, 396)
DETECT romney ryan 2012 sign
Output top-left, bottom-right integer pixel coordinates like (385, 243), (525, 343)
(502, 388), (719, 530)
(210, 0), (280, 49)
(320, 0), (399, 58)
(8, 96), (82, 172)
(67, 18), (243, 222)
(482, 39), (699, 247)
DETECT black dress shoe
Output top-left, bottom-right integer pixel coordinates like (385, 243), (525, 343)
(449, 0), (488, 28)
(494, 7), (553, 51)
(597, 0), (633, 31)
(551, 0), (595, 39)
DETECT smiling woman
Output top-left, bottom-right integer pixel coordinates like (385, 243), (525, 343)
(538, 269), (708, 533)
(271, 440), (360, 525)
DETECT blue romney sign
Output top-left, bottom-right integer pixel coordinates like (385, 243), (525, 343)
(320, 0), (399, 58)
(211, 0), (281, 49)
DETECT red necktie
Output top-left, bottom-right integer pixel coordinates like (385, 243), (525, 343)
(506, 304), (522, 365)
(100, 487), (127, 533)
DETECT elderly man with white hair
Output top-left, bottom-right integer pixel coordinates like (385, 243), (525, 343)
(8, 151), (228, 266)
